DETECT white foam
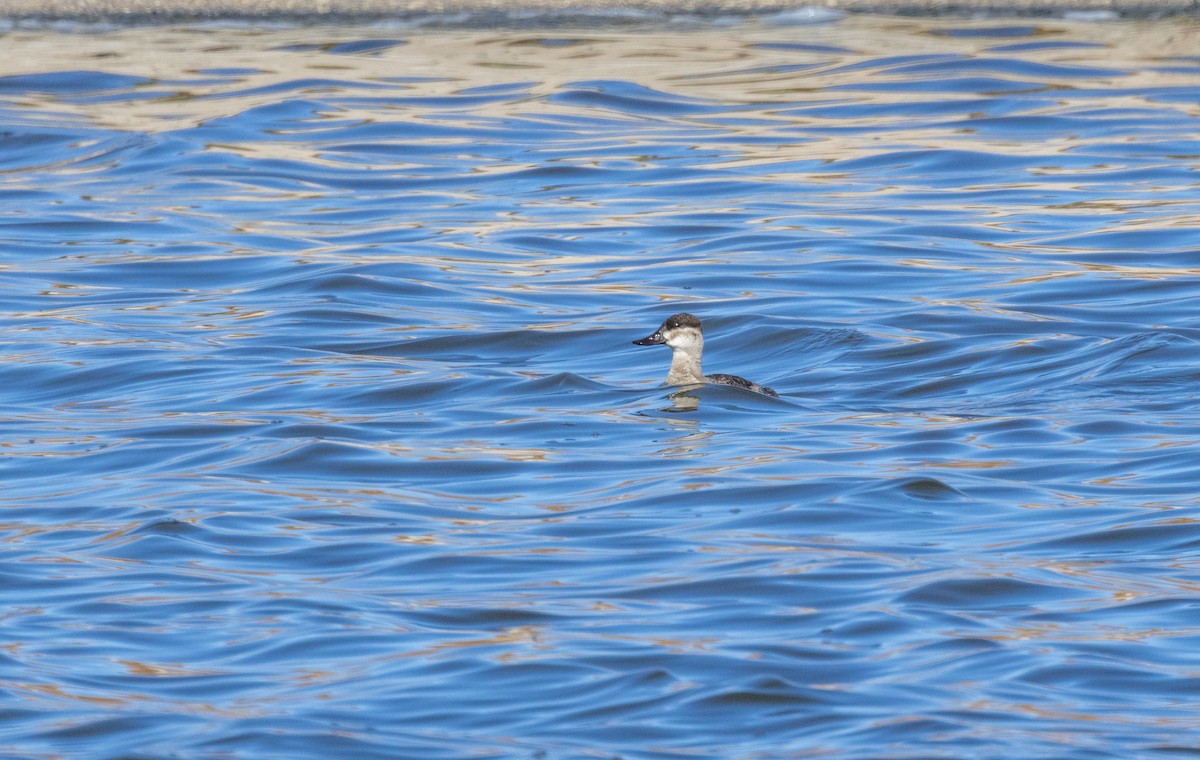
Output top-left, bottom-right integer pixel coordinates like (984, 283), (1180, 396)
(765, 6), (848, 25)
(1062, 10), (1120, 21)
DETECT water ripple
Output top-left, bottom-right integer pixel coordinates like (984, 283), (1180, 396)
(2, 15), (1200, 760)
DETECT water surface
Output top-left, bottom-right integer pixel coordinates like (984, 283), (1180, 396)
(3, 14), (1200, 759)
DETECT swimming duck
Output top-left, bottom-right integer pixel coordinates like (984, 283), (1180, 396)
(632, 312), (778, 397)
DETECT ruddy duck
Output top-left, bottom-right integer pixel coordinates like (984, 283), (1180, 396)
(633, 312), (778, 397)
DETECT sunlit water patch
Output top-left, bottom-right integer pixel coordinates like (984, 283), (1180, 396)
(2, 14), (1200, 759)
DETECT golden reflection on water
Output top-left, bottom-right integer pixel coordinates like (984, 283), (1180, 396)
(4, 18), (1196, 139)
(8, 16), (1193, 322)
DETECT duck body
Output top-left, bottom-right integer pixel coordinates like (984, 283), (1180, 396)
(632, 312), (778, 397)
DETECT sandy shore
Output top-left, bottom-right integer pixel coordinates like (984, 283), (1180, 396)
(2, 0), (1195, 21)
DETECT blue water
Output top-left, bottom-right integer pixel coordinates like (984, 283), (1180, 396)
(3, 13), (1200, 758)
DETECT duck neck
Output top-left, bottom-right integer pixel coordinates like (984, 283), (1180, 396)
(666, 345), (705, 385)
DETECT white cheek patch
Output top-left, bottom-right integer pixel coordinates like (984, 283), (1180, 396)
(666, 331), (698, 351)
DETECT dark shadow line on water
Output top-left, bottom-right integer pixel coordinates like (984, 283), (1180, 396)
(629, 385), (820, 415)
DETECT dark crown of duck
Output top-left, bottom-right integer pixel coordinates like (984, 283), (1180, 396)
(632, 312), (701, 346)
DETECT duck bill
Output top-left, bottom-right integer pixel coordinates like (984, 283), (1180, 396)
(633, 330), (665, 346)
